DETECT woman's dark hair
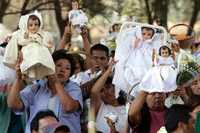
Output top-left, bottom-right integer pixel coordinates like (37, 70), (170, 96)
(28, 15), (41, 26)
(52, 49), (76, 76)
(72, 53), (85, 71)
(159, 45), (171, 56)
(30, 110), (58, 132)
(185, 85), (200, 108)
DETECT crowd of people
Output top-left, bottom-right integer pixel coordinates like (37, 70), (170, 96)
(0, 0), (200, 133)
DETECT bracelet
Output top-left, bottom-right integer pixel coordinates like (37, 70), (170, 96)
(87, 121), (96, 128)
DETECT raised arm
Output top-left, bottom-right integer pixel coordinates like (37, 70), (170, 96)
(80, 26), (91, 69)
(90, 59), (114, 116)
(7, 52), (24, 111)
(128, 91), (147, 127)
(57, 23), (71, 50)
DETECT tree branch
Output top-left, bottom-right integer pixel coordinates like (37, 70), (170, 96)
(4, 0), (55, 15)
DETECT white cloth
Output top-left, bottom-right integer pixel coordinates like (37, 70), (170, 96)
(140, 66), (177, 93)
(3, 11), (55, 80)
(157, 56), (174, 66)
(68, 9), (88, 26)
(70, 72), (90, 86)
(96, 103), (127, 133)
(0, 56), (16, 85)
(113, 26), (163, 97)
(164, 95), (184, 108)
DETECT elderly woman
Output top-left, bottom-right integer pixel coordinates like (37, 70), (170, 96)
(7, 49), (83, 133)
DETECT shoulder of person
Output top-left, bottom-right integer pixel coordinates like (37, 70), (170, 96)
(65, 80), (81, 90)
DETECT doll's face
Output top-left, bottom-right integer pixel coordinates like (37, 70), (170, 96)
(142, 28), (154, 41)
(28, 18), (40, 33)
(160, 48), (170, 57)
(72, 1), (79, 10)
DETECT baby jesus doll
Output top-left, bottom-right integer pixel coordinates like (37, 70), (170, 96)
(3, 11), (55, 81)
(68, 0), (88, 33)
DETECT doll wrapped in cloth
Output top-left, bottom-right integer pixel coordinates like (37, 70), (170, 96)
(3, 11), (55, 81)
(68, 0), (88, 33)
(113, 22), (167, 97)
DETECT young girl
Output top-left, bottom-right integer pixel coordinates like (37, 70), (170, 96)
(68, 0), (88, 33)
(3, 11), (55, 81)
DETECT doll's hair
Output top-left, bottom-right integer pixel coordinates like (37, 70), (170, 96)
(28, 15), (41, 26)
(159, 45), (171, 56)
(141, 27), (155, 38)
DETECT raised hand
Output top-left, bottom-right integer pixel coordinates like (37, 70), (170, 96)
(80, 26), (88, 38)
(64, 22), (72, 36)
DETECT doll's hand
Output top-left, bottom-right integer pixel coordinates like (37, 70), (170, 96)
(47, 41), (53, 48)
(133, 37), (141, 48)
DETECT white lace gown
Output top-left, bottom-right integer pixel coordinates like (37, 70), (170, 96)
(96, 103), (127, 133)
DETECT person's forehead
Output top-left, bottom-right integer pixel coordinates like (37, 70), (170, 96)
(92, 50), (107, 57)
(56, 59), (70, 65)
(161, 48), (169, 52)
(39, 116), (58, 125)
(28, 19), (39, 23)
(142, 28), (153, 33)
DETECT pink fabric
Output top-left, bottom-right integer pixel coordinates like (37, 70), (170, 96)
(0, 85), (6, 92)
(149, 110), (165, 133)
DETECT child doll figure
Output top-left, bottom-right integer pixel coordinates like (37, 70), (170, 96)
(68, 0), (88, 33)
(155, 45), (174, 66)
(113, 26), (163, 96)
(124, 27), (157, 87)
(3, 11), (55, 81)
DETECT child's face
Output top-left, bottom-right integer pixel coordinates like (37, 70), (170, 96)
(161, 48), (170, 57)
(28, 18), (39, 33)
(142, 28), (154, 41)
(72, 1), (79, 10)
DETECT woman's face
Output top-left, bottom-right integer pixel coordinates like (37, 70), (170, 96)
(191, 79), (200, 95)
(146, 92), (167, 111)
(55, 59), (71, 84)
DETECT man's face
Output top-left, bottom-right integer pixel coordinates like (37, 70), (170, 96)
(161, 48), (170, 57)
(142, 28), (154, 41)
(28, 18), (40, 34)
(38, 116), (58, 133)
(91, 50), (109, 72)
(146, 92), (166, 111)
(55, 59), (71, 84)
